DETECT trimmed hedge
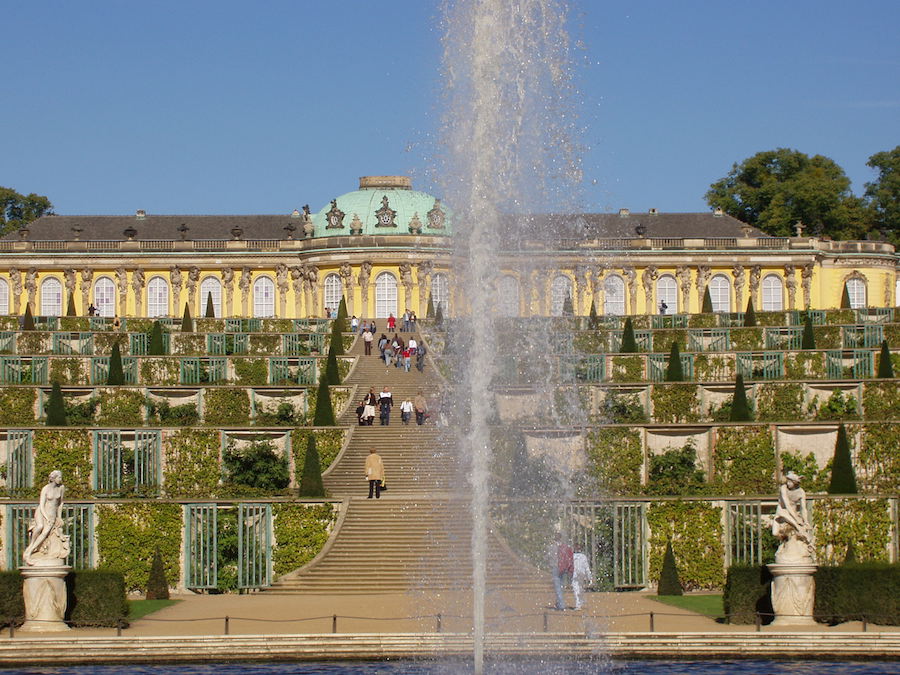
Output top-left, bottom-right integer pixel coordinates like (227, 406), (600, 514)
(815, 564), (900, 625)
(0, 570), (128, 628)
(723, 564), (773, 624)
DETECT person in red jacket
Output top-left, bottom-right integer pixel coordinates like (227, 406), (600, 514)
(549, 531), (573, 610)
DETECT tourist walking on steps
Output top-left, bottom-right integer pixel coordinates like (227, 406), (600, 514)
(414, 390), (428, 425)
(351, 315), (359, 332)
(403, 346), (412, 372)
(365, 448), (384, 499)
(387, 313), (396, 332)
(408, 336), (418, 356)
(572, 543), (593, 610)
(416, 342), (427, 372)
(400, 396), (414, 425)
(363, 388), (377, 425)
(363, 327), (373, 355)
(550, 531), (573, 610)
(378, 386), (393, 425)
(378, 334), (388, 360)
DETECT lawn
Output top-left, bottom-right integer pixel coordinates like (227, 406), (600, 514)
(128, 598), (180, 620)
(652, 594), (724, 618)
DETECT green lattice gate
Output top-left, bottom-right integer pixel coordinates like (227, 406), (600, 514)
(238, 503), (272, 589)
(185, 504), (217, 590)
(4, 430), (32, 492)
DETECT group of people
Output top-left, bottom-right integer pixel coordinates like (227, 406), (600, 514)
(357, 387), (429, 426)
(550, 532), (593, 611)
(360, 329), (427, 373)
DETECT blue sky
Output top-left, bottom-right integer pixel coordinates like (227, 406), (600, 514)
(3, 0), (898, 217)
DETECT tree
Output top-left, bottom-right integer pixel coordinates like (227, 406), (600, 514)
(664, 342), (684, 382)
(828, 424), (857, 494)
(46, 381), (67, 426)
(205, 292), (215, 318)
(299, 434), (325, 497)
(328, 316), (344, 356)
(877, 340), (894, 379)
(840, 284), (852, 309)
(324, 345), (340, 385)
(620, 317), (638, 353)
(700, 286), (713, 314)
(865, 146), (900, 244)
(333, 297), (348, 334)
(588, 298), (599, 329)
(729, 374), (753, 421)
(181, 303), (193, 332)
(657, 540), (683, 595)
(743, 298), (757, 327)
(426, 294), (435, 319)
(22, 303), (35, 330)
(106, 342), (125, 385)
(313, 374), (336, 426)
(148, 320), (166, 355)
(0, 186), (53, 235)
(562, 294), (573, 316)
(146, 546), (170, 600)
(801, 314), (816, 350)
(66, 293), (77, 317)
(705, 148), (871, 239)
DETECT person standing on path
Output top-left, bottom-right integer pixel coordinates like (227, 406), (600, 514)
(365, 448), (384, 499)
(362, 327), (373, 355)
(414, 390), (428, 425)
(572, 543), (593, 610)
(549, 532), (573, 610)
(351, 316), (359, 333)
(387, 314), (396, 332)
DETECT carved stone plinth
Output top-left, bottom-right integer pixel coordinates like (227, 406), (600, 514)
(767, 562), (817, 626)
(19, 563), (71, 632)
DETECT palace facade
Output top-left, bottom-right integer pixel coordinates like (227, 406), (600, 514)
(1, 175), (897, 320)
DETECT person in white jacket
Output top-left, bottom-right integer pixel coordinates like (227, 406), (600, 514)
(572, 543), (593, 610)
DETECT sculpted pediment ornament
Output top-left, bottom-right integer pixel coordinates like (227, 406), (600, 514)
(427, 199), (446, 229)
(408, 213), (423, 234)
(325, 199), (345, 229)
(349, 214), (363, 235)
(374, 196), (397, 228)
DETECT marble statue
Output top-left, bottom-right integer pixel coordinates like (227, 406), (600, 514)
(23, 471), (70, 566)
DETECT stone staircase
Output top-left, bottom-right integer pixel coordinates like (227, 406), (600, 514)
(266, 331), (547, 594)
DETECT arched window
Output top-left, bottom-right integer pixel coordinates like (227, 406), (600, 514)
(656, 275), (677, 315)
(708, 274), (731, 313)
(497, 275), (519, 317)
(374, 272), (398, 319)
(761, 275), (784, 311)
(199, 277), (222, 318)
(40, 278), (63, 316)
(431, 273), (449, 314)
(94, 277), (116, 317)
(147, 277), (170, 318)
(551, 275), (573, 316)
(0, 278), (10, 315)
(846, 277), (866, 309)
(253, 277), (276, 318)
(323, 274), (343, 316)
(604, 275), (625, 315)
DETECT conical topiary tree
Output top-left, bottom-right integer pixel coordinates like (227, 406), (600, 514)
(743, 298), (757, 327)
(146, 545), (170, 600)
(66, 293), (77, 317)
(106, 342), (125, 385)
(46, 381), (67, 426)
(562, 294), (573, 316)
(588, 299), (599, 330)
(333, 297), (348, 334)
(729, 373), (753, 421)
(22, 303), (35, 330)
(426, 294), (435, 320)
(313, 373), (336, 426)
(205, 292), (215, 318)
(181, 303), (193, 332)
(801, 314), (816, 350)
(328, 317), (344, 356)
(877, 340), (894, 378)
(701, 286), (713, 313)
(148, 320), (166, 355)
(664, 342), (684, 382)
(435, 303), (444, 327)
(840, 284), (852, 309)
(324, 344), (340, 385)
(657, 540), (683, 596)
(298, 434), (325, 497)
(843, 541), (857, 565)
(620, 317), (638, 353)
(828, 424), (858, 494)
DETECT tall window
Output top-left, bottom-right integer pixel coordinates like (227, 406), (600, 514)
(550, 275), (573, 316)
(147, 277), (170, 317)
(761, 275), (784, 311)
(656, 275), (677, 314)
(431, 273), (449, 314)
(604, 275), (625, 315)
(0, 278), (10, 315)
(374, 272), (398, 318)
(253, 277), (275, 317)
(323, 274), (343, 315)
(497, 275), (519, 317)
(94, 277), (116, 317)
(199, 277), (222, 318)
(708, 274), (731, 313)
(40, 278), (63, 316)
(846, 277), (866, 309)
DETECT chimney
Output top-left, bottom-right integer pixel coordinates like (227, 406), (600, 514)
(648, 208), (659, 215)
(618, 208), (630, 217)
(136, 209), (147, 219)
(713, 207), (724, 217)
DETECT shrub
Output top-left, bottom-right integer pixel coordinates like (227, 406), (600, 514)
(814, 389), (860, 421)
(657, 541), (683, 595)
(435, 303), (444, 326)
(815, 564), (900, 625)
(146, 546), (170, 600)
(0, 571), (25, 625)
(801, 314), (816, 349)
(646, 444), (706, 496)
(723, 565), (773, 624)
(426, 294), (435, 319)
(877, 340), (894, 378)
(324, 348), (340, 385)
(205, 292), (215, 318)
(828, 424), (858, 494)
(601, 390), (646, 423)
(181, 303), (193, 332)
(701, 286), (713, 313)
(223, 440), (290, 492)
(840, 284), (852, 309)
(328, 317), (345, 356)
(148, 320), (166, 355)
(106, 342), (125, 385)
(664, 342), (684, 382)
(22, 303), (35, 330)
(743, 298), (757, 327)
(620, 317), (638, 353)
(313, 375), (336, 426)
(729, 373), (753, 421)
(66, 293), (77, 316)
(299, 434), (325, 497)
(588, 299), (599, 329)
(66, 570), (129, 627)
(46, 381), (67, 425)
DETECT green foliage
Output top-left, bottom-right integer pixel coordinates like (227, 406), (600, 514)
(291, 429), (344, 478)
(181, 303), (193, 332)
(664, 342), (684, 382)
(611, 355), (643, 382)
(865, 146), (900, 244)
(312, 375), (336, 426)
(222, 440), (290, 493)
(743, 298), (757, 327)
(601, 389), (647, 423)
(205, 292), (215, 318)
(840, 284), (852, 309)
(96, 503), (182, 594)
(233, 358), (267, 386)
(328, 318), (344, 356)
(729, 327), (763, 351)
(66, 292), (77, 317)
(652, 329), (686, 355)
(619, 317), (638, 352)
(247, 333), (280, 356)
(66, 570), (129, 627)
(646, 444), (707, 496)
(712, 426), (775, 494)
(813, 498), (892, 564)
(139, 358), (179, 385)
(334, 297), (348, 333)
(701, 287), (713, 313)
(324, 348), (340, 385)
(146, 546), (170, 600)
(426, 294), (435, 319)
(148, 321), (167, 356)
(49, 357), (85, 385)
(299, 434), (325, 497)
(657, 541), (683, 595)
(64, 396), (98, 426)
(694, 354), (728, 382)
(435, 303), (444, 326)
(780, 450), (828, 493)
(97, 390), (145, 427)
(163, 429), (220, 497)
(651, 384), (700, 423)
(723, 565), (773, 624)
(588, 299), (598, 329)
(272, 503), (335, 577)
(877, 340), (894, 378)
(0, 185), (53, 234)
(32, 429), (92, 498)
(862, 382), (900, 420)
(204, 389), (250, 426)
(785, 351), (823, 380)
(647, 501), (724, 590)
(812, 325), (841, 349)
(816, 564), (900, 625)
(146, 398), (199, 426)
(106, 342), (125, 385)
(857, 423), (900, 493)
(22, 303), (35, 331)
(729, 374), (753, 421)
(45, 381), (67, 425)
(562, 294), (573, 316)
(801, 314), (816, 349)
(0, 571), (25, 624)
(828, 424), (858, 494)
(813, 389), (860, 421)
(255, 400), (303, 426)
(585, 427), (642, 494)
(0, 388), (36, 425)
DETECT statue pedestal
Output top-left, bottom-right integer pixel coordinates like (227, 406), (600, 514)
(767, 562), (817, 626)
(19, 562), (71, 632)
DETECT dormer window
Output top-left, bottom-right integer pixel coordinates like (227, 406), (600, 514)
(325, 199), (345, 229)
(374, 196), (397, 228)
(427, 199), (446, 229)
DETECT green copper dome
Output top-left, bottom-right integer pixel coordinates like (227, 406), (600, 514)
(313, 176), (451, 237)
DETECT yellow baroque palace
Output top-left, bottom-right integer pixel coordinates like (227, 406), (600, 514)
(1, 176), (896, 320)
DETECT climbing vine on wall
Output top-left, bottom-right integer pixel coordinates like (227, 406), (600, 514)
(163, 428), (220, 498)
(96, 389), (145, 427)
(647, 500), (724, 590)
(856, 423), (900, 493)
(812, 498), (892, 564)
(784, 352), (825, 380)
(652, 330), (686, 354)
(585, 427), (642, 495)
(233, 359), (268, 386)
(0, 388), (35, 426)
(291, 428), (345, 481)
(651, 384), (700, 423)
(204, 389), (250, 426)
(271, 503), (336, 577)
(730, 328), (763, 351)
(712, 426), (775, 494)
(248, 335), (279, 356)
(49, 358), (86, 386)
(139, 358), (180, 386)
(694, 354), (729, 382)
(611, 356), (643, 383)
(96, 503), (182, 593)
(862, 383), (900, 420)
(32, 429), (92, 498)
(812, 325), (841, 350)
(755, 383), (805, 422)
